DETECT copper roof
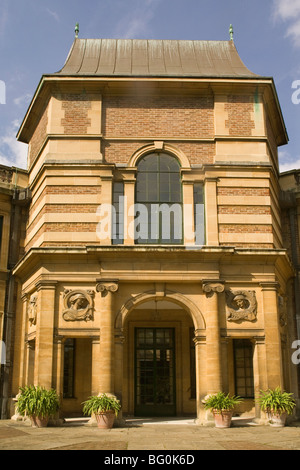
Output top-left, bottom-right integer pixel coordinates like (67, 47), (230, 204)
(55, 39), (258, 78)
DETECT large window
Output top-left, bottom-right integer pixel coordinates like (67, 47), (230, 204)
(135, 153), (183, 244)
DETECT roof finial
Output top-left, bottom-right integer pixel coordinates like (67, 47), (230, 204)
(75, 22), (79, 39)
(229, 24), (234, 41)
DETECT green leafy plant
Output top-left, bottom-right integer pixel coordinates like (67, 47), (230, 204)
(204, 392), (243, 412)
(17, 385), (59, 419)
(259, 387), (296, 415)
(82, 394), (121, 417)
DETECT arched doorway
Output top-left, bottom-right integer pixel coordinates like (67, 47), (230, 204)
(119, 295), (202, 418)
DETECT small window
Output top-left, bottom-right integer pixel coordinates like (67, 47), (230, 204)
(193, 184), (205, 246)
(233, 339), (254, 398)
(112, 182), (124, 245)
(63, 339), (75, 398)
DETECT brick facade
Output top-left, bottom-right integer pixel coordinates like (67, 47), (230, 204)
(103, 95), (214, 139)
(225, 95), (255, 136)
(61, 94), (92, 134)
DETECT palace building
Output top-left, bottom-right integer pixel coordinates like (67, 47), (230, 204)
(0, 32), (299, 423)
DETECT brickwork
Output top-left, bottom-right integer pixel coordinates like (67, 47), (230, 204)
(103, 95), (214, 139)
(219, 224), (272, 233)
(225, 95), (255, 136)
(44, 223), (97, 232)
(103, 140), (215, 165)
(61, 94), (92, 134)
(28, 101), (49, 166)
(25, 222), (98, 251)
(217, 187), (270, 197)
(218, 206), (271, 215)
(27, 204), (99, 234)
(217, 184), (275, 248)
(29, 186), (101, 222)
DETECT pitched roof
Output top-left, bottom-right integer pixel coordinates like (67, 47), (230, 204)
(55, 38), (259, 78)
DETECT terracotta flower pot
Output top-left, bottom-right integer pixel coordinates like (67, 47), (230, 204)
(30, 415), (49, 428)
(267, 411), (287, 427)
(95, 411), (116, 429)
(213, 410), (233, 428)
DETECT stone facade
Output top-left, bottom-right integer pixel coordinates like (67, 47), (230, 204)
(0, 38), (299, 423)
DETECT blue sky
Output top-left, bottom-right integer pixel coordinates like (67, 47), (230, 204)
(0, 0), (300, 172)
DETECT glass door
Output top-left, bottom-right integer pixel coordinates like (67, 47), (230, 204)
(134, 328), (176, 417)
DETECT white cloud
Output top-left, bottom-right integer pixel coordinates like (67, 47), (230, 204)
(114, 0), (162, 38)
(279, 149), (300, 172)
(286, 18), (300, 46)
(13, 93), (32, 107)
(0, 122), (27, 169)
(273, 0), (300, 46)
(45, 8), (60, 23)
(273, 0), (300, 20)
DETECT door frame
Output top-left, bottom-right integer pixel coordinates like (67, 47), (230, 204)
(134, 327), (176, 417)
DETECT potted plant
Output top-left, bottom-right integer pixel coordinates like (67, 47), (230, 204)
(82, 393), (121, 429)
(17, 385), (59, 428)
(259, 387), (296, 427)
(204, 392), (242, 428)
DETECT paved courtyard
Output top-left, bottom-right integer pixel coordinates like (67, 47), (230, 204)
(0, 417), (299, 451)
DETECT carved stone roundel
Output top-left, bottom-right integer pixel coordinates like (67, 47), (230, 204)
(62, 289), (95, 322)
(225, 290), (257, 322)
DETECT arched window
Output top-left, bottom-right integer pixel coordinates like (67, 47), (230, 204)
(135, 153), (183, 244)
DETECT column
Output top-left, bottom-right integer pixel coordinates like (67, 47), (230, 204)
(204, 178), (219, 246)
(253, 337), (268, 420)
(260, 282), (283, 389)
(182, 180), (195, 246)
(91, 338), (101, 396)
(19, 293), (29, 387)
(98, 168), (114, 245)
(193, 330), (206, 422)
(202, 280), (224, 394)
(34, 281), (57, 389)
(54, 335), (64, 399)
(96, 281), (119, 395)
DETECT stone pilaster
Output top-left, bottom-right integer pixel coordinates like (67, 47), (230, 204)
(260, 282), (283, 389)
(202, 280), (225, 394)
(34, 281), (57, 389)
(96, 281), (119, 395)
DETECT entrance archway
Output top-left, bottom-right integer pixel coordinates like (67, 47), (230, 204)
(117, 293), (205, 417)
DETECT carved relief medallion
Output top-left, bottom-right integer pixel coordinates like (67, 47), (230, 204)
(62, 289), (95, 322)
(225, 290), (257, 322)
